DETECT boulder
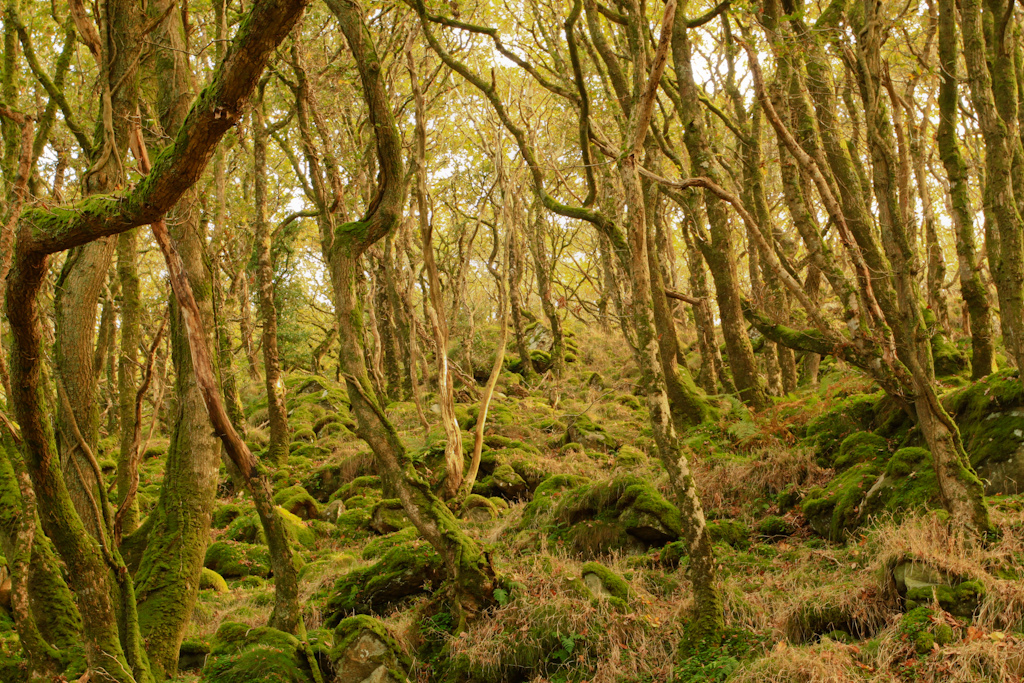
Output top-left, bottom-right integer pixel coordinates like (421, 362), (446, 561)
(325, 541), (444, 624)
(331, 615), (410, 683)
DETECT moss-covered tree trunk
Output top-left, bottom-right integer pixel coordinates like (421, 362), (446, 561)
(672, 11), (766, 411)
(508, 223), (538, 382)
(133, 7), (227, 675)
(526, 204), (567, 377)
(323, 0), (496, 622)
(855, 1), (993, 534)
(955, 0), (1014, 375)
(408, 50), (463, 498)
(617, 0), (721, 642)
(0, 435), (78, 680)
(116, 229), (141, 537)
(4, 0), (306, 671)
(253, 93), (291, 467)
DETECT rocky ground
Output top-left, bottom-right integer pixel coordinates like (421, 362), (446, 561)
(6, 324), (1024, 682)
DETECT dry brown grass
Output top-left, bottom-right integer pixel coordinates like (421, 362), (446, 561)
(871, 509), (1024, 631)
(730, 640), (886, 683)
(448, 550), (684, 683)
(693, 442), (832, 512)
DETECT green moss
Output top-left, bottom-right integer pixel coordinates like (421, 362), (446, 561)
(707, 520), (750, 549)
(225, 509), (314, 548)
(800, 462), (882, 541)
(907, 580), (985, 617)
(204, 621), (311, 683)
(333, 476), (382, 502)
(273, 485), (322, 520)
(334, 508), (372, 542)
(200, 568), (229, 593)
(204, 541), (271, 578)
(942, 370), (1024, 492)
(213, 503), (245, 528)
(756, 516), (793, 537)
(301, 463), (347, 502)
(324, 541), (444, 623)
(931, 328), (969, 378)
(525, 475), (682, 556)
(362, 527), (420, 560)
(803, 392), (886, 462)
(833, 431), (889, 470)
(580, 561), (632, 604)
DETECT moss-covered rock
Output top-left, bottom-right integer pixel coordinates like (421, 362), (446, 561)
(361, 527), (420, 560)
(333, 476), (383, 503)
(369, 499), (413, 534)
(707, 520), (750, 549)
(179, 637), (211, 672)
(200, 567), (229, 593)
(203, 621), (313, 683)
(325, 541), (444, 623)
(204, 541), (271, 579)
(213, 503), (245, 529)
(906, 580), (985, 618)
(833, 431), (889, 471)
(302, 463), (347, 503)
(274, 485), (322, 521)
(756, 516), (793, 537)
(564, 414), (620, 452)
(460, 494), (499, 523)
(800, 462), (882, 541)
(225, 508), (315, 549)
(523, 475), (682, 557)
(943, 369), (1024, 494)
(580, 561), (631, 610)
(803, 392), (887, 462)
(335, 508), (373, 543)
(331, 615), (411, 683)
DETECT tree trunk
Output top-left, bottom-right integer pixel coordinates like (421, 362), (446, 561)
(672, 17), (766, 411)
(116, 229), (141, 536)
(253, 96), (291, 467)
(409, 49), (464, 498)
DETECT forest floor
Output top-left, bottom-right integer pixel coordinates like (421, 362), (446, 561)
(20, 323), (1024, 683)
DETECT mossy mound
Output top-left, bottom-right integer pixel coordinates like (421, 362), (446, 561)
(203, 621), (313, 683)
(564, 413), (620, 452)
(369, 499), (413, 534)
(324, 541), (444, 623)
(362, 527), (420, 560)
(213, 502), (246, 529)
(200, 568), (230, 593)
(803, 392), (888, 461)
(302, 463), (349, 503)
(801, 447), (942, 540)
(905, 580), (985, 618)
(274, 485), (322, 521)
(801, 462), (882, 541)
(943, 369), (1024, 494)
(473, 449), (549, 501)
(225, 509), (315, 549)
(899, 607), (956, 654)
(833, 431), (889, 471)
(707, 519), (750, 549)
(332, 476), (383, 503)
(523, 474), (681, 557)
(331, 615), (411, 683)
(204, 541), (271, 579)
(460, 494), (499, 523)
